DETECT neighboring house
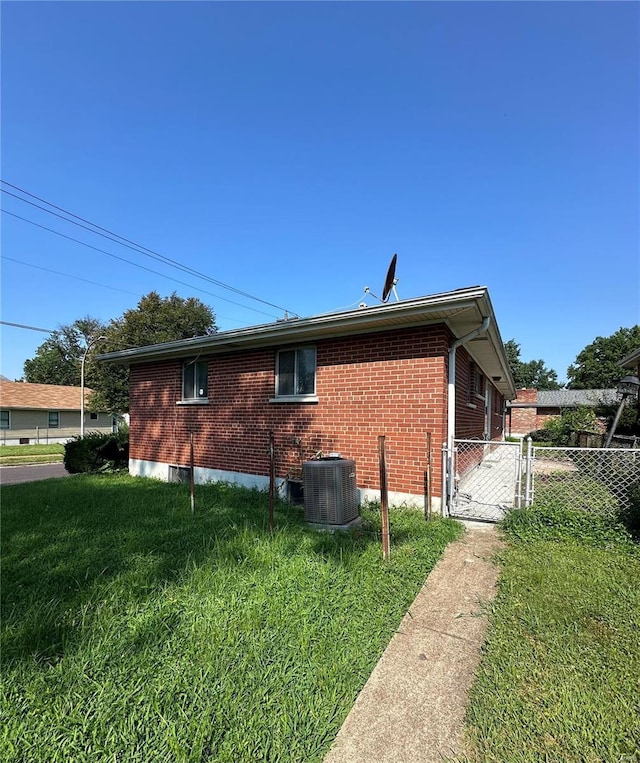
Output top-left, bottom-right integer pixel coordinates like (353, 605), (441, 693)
(507, 388), (618, 437)
(100, 286), (515, 513)
(0, 381), (115, 445)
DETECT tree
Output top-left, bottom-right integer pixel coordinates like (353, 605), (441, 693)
(567, 326), (640, 389)
(503, 339), (562, 390)
(90, 292), (217, 413)
(23, 317), (106, 387)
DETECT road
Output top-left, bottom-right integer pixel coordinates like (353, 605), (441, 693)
(0, 463), (70, 486)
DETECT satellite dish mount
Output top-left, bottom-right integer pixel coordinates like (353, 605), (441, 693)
(363, 253), (399, 303)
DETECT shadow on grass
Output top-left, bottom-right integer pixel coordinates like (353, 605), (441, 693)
(1, 474), (384, 665)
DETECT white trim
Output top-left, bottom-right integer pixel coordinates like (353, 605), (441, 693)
(176, 399), (209, 406)
(128, 458), (441, 513)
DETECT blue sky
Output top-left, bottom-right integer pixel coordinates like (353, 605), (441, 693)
(1, 1), (638, 385)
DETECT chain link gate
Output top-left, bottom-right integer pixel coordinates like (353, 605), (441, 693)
(444, 439), (524, 522)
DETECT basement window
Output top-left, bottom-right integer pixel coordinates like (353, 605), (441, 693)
(169, 465), (192, 483)
(180, 359), (208, 404)
(272, 346), (318, 402)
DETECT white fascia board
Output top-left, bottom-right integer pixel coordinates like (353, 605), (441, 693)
(98, 287), (488, 365)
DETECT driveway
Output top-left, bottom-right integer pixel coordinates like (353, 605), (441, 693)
(0, 463), (70, 486)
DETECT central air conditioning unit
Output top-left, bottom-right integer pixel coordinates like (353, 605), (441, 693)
(302, 457), (358, 525)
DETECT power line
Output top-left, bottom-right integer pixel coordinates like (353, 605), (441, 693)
(1, 180), (299, 316)
(1, 320), (53, 333)
(1, 255), (259, 327)
(1, 255), (140, 297)
(1, 210), (279, 319)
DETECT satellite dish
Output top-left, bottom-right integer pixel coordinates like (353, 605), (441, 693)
(381, 253), (399, 302)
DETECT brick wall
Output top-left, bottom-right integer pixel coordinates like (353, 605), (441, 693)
(129, 324), (505, 500)
(535, 407), (561, 430)
(508, 388), (537, 435)
(453, 346), (503, 440)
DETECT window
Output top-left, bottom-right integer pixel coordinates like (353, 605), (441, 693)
(90, 412), (98, 420)
(182, 360), (208, 401)
(469, 362), (485, 401)
(276, 347), (316, 398)
(0, 410), (9, 429)
(48, 411), (60, 428)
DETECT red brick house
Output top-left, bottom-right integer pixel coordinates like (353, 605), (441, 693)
(507, 388), (618, 437)
(100, 286), (516, 513)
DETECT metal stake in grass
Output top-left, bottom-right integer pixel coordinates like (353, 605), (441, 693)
(190, 432), (195, 514)
(268, 430), (275, 534)
(378, 435), (390, 561)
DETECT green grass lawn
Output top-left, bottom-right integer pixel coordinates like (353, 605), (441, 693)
(462, 502), (640, 763)
(0, 443), (64, 465)
(1, 474), (461, 763)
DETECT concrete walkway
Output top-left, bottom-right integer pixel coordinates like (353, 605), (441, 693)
(324, 524), (503, 763)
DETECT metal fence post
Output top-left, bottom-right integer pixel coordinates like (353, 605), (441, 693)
(448, 445), (457, 511)
(441, 442), (448, 516)
(515, 439), (523, 509)
(525, 436), (533, 507)
(378, 435), (390, 561)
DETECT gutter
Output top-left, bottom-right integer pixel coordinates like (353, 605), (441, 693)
(447, 316), (491, 450)
(97, 287), (486, 365)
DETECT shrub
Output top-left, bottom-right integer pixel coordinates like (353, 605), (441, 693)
(533, 406), (599, 446)
(618, 481), (640, 541)
(528, 428), (554, 442)
(64, 432), (129, 474)
(503, 504), (636, 551)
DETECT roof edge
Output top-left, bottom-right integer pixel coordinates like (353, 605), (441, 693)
(97, 286), (488, 364)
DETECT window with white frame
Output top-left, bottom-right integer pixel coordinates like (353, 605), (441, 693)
(48, 411), (60, 428)
(469, 362), (485, 401)
(276, 347), (316, 397)
(0, 410), (9, 429)
(182, 359), (208, 401)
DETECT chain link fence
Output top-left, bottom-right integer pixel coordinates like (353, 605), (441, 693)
(1, 425), (116, 446)
(531, 446), (640, 515)
(446, 439), (523, 521)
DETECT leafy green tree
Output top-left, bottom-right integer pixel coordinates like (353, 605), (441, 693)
(503, 339), (561, 390)
(91, 292), (217, 413)
(567, 326), (640, 389)
(23, 317), (106, 387)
